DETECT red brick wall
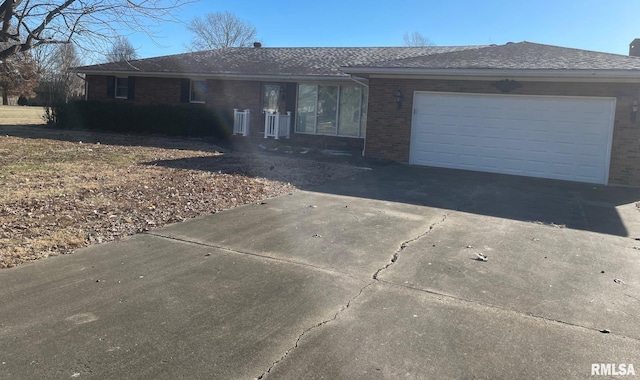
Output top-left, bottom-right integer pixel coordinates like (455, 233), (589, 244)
(86, 75), (266, 133)
(208, 79), (262, 133)
(86, 75), (269, 136)
(86, 75), (111, 102)
(135, 77), (182, 105)
(366, 78), (640, 186)
(88, 75), (261, 104)
(290, 133), (364, 151)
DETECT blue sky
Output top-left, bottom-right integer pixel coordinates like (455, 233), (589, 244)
(129, 0), (639, 58)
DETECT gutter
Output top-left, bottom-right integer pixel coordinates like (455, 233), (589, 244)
(348, 75), (369, 157)
(74, 69), (356, 83)
(339, 67), (640, 83)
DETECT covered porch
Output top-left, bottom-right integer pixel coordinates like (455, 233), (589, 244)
(231, 81), (368, 142)
(233, 108), (291, 139)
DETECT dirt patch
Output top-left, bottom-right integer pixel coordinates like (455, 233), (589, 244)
(0, 126), (362, 268)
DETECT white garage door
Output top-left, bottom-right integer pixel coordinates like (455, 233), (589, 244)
(410, 92), (616, 184)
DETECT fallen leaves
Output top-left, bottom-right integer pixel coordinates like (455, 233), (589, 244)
(0, 129), (361, 268)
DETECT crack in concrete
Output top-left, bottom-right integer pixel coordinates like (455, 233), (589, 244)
(147, 231), (377, 379)
(150, 212), (452, 379)
(255, 212), (448, 379)
(256, 282), (373, 380)
(372, 213), (448, 280)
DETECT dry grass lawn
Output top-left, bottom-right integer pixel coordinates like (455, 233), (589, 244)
(0, 123), (361, 268)
(0, 105), (45, 125)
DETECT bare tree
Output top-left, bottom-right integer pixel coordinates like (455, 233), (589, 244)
(0, 35), (39, 105)
(0, 0), (194, 61)
(187, 11), (258, 50)
(403, 32), (434, 47)
(106, 36), (138, 63)
(31, 43), (84, 122)
(37, 43), (83, 103)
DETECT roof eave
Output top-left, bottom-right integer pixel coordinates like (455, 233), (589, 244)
(340, 67), (640, 82)
(74, 69), (353, 82)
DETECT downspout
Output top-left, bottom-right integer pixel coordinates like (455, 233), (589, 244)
(348, 75), (369, 157)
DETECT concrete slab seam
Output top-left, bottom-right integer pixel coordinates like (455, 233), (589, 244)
(571, 191), (591, 231)
(377, 279), (640, 343)
(145, 231), (363, 281)
(256, 282), (375, 380)
(372, 213), (449, 280)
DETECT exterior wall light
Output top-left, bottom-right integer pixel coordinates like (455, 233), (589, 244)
(632, 99), (639, 122)
(396, 90), (403, 110)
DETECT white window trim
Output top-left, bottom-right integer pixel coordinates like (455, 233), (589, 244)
(190, 79), (206, 104)
(115, 77), (128, 99)
(295, 83), (366, 138)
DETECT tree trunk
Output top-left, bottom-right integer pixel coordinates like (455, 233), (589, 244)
(2, 91), (7, 105)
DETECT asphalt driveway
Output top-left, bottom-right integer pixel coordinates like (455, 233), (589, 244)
(1, 164), (639, 379)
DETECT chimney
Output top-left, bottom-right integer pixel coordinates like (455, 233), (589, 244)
(630, 38), (640, 57)
(253, 42), (262, 48)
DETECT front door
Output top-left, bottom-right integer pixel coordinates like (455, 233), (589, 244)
(262, 83), (296, 134)
(263, 84), (285, 113)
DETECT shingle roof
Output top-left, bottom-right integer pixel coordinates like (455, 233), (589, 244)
(75, 46), (481, 78)
(76, 42), (640, 80)
(344, 42), (640, 71)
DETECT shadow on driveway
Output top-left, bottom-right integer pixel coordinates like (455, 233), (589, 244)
(6, 124), (637, 237)
(149, 154), (640, 238)
(313, 164), (640, 238)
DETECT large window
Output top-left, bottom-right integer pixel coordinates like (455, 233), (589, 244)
(295, 84), (367, 137)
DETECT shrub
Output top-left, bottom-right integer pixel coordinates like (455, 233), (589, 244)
(53, 101), (232, 139)
(43, 105), (57, 125)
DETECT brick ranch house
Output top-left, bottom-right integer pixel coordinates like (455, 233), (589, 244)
(75, 40), (640, 186)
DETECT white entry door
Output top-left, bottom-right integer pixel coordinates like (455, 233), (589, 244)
(410, 92), (616, 184)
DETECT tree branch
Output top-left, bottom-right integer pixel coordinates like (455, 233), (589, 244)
(1, 0), (195, 61)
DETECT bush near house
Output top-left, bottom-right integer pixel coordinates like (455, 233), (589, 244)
(53, 101), (233, 139)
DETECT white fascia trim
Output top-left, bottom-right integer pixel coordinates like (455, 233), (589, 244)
(75, 70), (354, 82)
(340, 67), (640, 82)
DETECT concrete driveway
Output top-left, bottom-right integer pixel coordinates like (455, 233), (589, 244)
(1, 164), (639, 379)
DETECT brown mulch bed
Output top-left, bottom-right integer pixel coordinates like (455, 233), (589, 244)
(0, 126), (363, 269)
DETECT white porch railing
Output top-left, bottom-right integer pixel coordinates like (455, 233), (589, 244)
(233, 109), (250, 136)
(264, 111), (291, 139)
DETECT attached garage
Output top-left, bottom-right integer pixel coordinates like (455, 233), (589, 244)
(410, 92), (616, 184)
(341, 42), (640, 186)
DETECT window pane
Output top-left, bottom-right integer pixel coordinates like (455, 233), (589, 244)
(296, 84), (316, 133)
(317, 85), (338, 135)
(115, 78), (128, 98)
(338, 86), (362, 137)
(191, 80), (206, 103)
